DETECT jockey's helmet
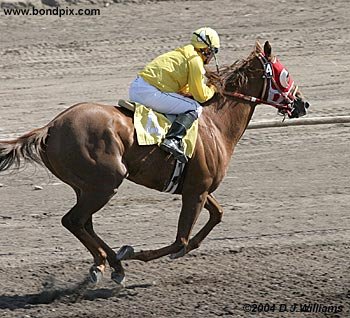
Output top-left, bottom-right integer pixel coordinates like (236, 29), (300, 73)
(191, 27), (220, 53)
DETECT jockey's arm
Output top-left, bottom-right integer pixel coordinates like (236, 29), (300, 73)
(187, 55), (216, 103)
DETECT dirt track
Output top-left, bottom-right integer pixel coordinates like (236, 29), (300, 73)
(0, 0), (349, 317)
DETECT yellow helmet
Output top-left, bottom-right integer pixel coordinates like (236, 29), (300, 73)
(191, 27), (220, 52)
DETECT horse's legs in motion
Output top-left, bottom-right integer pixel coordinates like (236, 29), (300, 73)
(118, 191), (208, 262)
(185, 194), (223, 253)
(61, 190), (117, 283)
(85, 217), (125, 284)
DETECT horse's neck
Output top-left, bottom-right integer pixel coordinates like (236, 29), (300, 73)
(197, 99), (254, 188)
(203, 57), (262, 154)
(203, 99), (255, 153)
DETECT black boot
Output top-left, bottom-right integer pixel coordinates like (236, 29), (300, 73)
(160, 111), (197, 163)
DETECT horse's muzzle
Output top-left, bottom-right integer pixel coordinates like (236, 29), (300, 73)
(289, 97), (310, 119)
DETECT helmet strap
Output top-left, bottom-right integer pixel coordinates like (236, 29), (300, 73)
(194, 32), (220, 73)
(193, 31), (212, 48)
(213, 53), (220, 74)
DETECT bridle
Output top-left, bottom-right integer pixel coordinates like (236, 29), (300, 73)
(222, 52), (298, 118)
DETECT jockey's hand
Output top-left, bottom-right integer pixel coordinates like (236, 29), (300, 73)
(180, 92), (193, 98)
(209, 84), (217, 92)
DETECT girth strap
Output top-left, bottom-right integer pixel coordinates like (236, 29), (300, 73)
(163, 160), (186, 193)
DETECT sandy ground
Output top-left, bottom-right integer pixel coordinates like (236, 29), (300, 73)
(0, 0), (350, 317)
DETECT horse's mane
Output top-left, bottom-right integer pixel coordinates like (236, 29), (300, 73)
(206, 41), (264, 109)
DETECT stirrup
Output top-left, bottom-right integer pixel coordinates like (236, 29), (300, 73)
(160, 139), (188, 163)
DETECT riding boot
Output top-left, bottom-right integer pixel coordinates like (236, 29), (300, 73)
(159, 111), (197, 163)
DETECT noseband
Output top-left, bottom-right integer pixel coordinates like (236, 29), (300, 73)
(223, 53), (298, 118)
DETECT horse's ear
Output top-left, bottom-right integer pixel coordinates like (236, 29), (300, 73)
(255, 41), (263, 53)
(264, 41), (272, 57)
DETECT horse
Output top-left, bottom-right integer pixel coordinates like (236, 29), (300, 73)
(0, 41), (309, 285)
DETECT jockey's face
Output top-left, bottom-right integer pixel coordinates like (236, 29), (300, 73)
(198, 47), (215, 65)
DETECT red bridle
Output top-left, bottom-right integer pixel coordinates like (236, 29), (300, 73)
(223, 53), (298, 117)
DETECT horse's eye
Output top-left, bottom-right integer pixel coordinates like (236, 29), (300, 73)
(279, 69), (290, 88)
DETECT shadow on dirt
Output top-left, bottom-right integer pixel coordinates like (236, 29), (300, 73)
(0, 276), (153, 309)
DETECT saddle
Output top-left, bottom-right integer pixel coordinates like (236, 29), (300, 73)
(117, 99), (198, 158)
(118, 99), (137, 112)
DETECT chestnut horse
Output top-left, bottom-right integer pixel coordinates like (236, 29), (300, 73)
(0, 41), (309, 285)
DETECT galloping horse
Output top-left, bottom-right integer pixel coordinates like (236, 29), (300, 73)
(0, 41), (309, 285)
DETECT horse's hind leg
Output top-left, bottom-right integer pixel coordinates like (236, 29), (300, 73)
(85, 217), (125, 284)
(61, 190), (116, 283)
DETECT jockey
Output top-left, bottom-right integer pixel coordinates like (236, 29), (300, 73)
(129, 27), (220, 163)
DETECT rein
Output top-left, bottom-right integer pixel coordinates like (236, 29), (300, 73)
(222, 91), (293, 117)
(221, 52), (296, 118)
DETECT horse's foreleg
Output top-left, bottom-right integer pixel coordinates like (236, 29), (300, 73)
(119, 242), (182, 262)
(186, 194), (223, 253)
(61, 191), (114, 283)
(119, 192), (208, 262)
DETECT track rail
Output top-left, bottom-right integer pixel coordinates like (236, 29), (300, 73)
(247, 115), (350, 129)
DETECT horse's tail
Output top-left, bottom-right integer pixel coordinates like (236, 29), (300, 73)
(0, 126), (50, 172)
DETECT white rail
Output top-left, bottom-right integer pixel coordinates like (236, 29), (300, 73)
(247, 116), (350, 130)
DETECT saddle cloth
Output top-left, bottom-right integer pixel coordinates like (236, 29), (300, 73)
(118, 100), (198, 158)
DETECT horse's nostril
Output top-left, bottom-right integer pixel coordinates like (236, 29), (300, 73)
(305, 102), (310, 109)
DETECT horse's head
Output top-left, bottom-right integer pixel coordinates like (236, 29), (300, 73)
(259, 41), (310, 118)
(211, 41), (310, 118)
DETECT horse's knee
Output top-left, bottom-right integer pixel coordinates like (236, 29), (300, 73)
(211, 210), (223, 225)
(217, 211), (223, 223)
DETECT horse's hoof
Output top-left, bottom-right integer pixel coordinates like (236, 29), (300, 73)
(89, 265), (103, 284)
(111, 270), (126, 286)
(169, 247), (186, 260)
(116, 245), (134, 260)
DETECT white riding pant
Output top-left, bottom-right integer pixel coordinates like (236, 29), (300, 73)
(129, 76), (203, 118)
